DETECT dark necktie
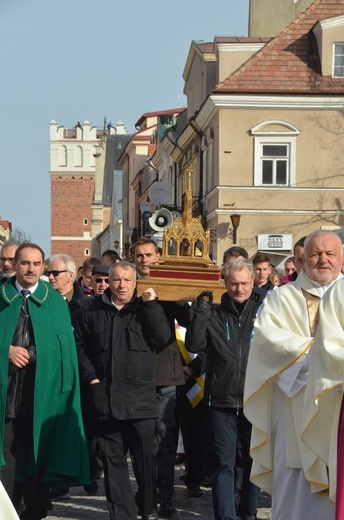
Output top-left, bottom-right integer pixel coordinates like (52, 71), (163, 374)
(21, 289), (31, 314)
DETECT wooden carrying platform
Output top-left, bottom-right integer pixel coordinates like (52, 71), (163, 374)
(136, 264), (226, 303)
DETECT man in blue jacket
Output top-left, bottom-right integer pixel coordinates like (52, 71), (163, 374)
(186, 259), (262, 520)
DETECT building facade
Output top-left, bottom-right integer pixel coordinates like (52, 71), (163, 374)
(172, 0), (344, 266)
(50, 119), (129, 266)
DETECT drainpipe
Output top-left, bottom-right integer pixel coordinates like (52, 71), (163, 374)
(188, 116), (204, 217)
(146, 157), (159, 181)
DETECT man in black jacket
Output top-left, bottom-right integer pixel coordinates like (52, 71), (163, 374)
(75, 261), (170, 520)
(185, 259), (262, 520)
(132, 238), (190, 515)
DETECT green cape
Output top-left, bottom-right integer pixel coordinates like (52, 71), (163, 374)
(0, 278), (90, 487)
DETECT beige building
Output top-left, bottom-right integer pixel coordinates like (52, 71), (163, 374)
(249, 0), (314, 37)
(119, 109), (184, 256)
(169, 0), (344, 265)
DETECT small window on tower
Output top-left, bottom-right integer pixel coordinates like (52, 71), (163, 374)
(83, 218), (88, 225)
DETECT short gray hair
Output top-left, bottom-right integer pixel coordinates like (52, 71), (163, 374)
(1, 239), (21, 252)
(222, 259), (254, 281)
(49, 254), (77, 281)
(304, 230), (342, 254)
(109, 260), (136, 278)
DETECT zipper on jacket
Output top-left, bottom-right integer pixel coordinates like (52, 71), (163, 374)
(208, 394), (212, 406)
(225, 318), (230, 340)
(236, 305), (248, 411)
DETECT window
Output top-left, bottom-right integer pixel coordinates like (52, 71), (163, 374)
(334, 43), (344, 77)
(59, 145), (67, 166)
(252, 121), (299, 187)
(75, 145), (83, 166)
(261, 144), (289, 185)
(83, 218), (88, 225)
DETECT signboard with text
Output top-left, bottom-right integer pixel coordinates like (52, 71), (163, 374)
(258, 234), (293, 251)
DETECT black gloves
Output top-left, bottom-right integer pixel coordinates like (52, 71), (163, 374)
(197, 291), (213, 305)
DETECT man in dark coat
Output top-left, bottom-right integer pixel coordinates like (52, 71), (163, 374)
(75, 260), (170, 520)
(132, 237), (190, 516)
(46, 253), (96, 500)
(186, 259), (263, 520)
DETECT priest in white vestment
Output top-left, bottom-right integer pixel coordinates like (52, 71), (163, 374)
(244, 230), (343, 520)
(303, 276), (344, 517)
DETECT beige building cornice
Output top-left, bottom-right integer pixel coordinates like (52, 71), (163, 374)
(196, 94), (344, 130)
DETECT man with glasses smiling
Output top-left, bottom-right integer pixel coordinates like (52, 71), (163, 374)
(91, 264), (110, 297)
(0, 240), (21, 281)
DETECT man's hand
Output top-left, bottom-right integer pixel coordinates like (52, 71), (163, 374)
(142, 288), (157, 302)
(9, 346), (30, 368)
(197, 291), (213, 304)
(183, 366), (194, 381)
(90, 379), (100, 384)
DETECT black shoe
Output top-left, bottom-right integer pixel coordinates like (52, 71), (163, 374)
(175, 453), (185, 465)
(48, 488), (69, 500)
(187, 483), (203, 498)
(142, 513), (159, 520)
(179, 472), (188, 483)
(83, 479), (98, 495)
(201, 475), (212, 488)
(159, 499), (176, 516)
(14, 502), (25, 515)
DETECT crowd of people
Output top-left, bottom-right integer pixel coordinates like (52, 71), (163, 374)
(0, 231), (343, 520)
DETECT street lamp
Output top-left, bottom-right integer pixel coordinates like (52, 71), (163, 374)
(114, 240), (119, 249)
(230, 214), (241, 244)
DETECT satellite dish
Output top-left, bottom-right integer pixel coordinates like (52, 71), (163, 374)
(149, 181), (172, 206)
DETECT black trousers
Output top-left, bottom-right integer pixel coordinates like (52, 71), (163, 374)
(3, 417), (50, 520)
(95, 418), (157, 520)
(2, 419), (16, 499)
(155, 385), (177, 501)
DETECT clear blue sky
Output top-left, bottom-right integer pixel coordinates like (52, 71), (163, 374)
(0, 0), (249, 256)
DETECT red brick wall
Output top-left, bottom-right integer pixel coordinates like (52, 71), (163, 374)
(51, 175), (95, 267)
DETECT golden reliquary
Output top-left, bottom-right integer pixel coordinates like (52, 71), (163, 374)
(137, 171), (225, 303)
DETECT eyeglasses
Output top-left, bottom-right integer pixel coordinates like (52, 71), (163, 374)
(0, 257), (15, 263)
(45, 270), (68, 277)
(94, 277), (109, 284)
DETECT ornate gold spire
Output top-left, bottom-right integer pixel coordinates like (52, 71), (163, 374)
(160, 167), (212, 266)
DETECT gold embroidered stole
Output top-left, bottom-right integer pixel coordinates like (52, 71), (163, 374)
(301, 289), (321, 337)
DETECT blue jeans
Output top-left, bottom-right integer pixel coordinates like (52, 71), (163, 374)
(210, 408), (259, 520)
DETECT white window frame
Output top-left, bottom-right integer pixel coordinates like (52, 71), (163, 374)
(333, 43), (344, 78)
(254, 137), (296, 187)
(252, 121), (299, 187)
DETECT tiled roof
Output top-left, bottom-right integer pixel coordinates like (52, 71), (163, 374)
(214, 36), (272, 44)
(148, 143), (156, 156)
(215, 0), (344, 94)
(135, 108), (185, 128)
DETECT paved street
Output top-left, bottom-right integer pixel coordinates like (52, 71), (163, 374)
(47, 461), (271, 520)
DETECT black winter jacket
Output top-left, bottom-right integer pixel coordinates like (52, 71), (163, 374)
(185, 291), (263, 410)
(155, 300), (190, 387)
(74, 289), (170, 421)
